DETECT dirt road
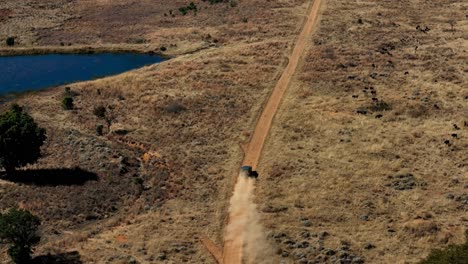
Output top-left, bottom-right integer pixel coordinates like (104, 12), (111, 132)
(222, 0), (322, 263)
(242, 0), (322, 169)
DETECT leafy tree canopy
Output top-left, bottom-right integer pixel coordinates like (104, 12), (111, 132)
(0, 208), (41, 263)
(0, 104), (46, 173)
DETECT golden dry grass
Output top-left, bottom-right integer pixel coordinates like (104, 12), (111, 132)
(257, 0), (467, 263)
(0, 0), (311, 263)
(0, 0), (466, 263)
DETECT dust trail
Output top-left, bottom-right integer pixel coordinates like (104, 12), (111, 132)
(223, 172), (273, 264)
(222, 0), (322, 262)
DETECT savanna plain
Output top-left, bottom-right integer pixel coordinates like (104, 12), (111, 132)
(0, 0), (467, 263)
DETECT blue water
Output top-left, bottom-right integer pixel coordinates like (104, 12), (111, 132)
(0, 53), (165, 95)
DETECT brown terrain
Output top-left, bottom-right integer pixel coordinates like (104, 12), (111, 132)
(0, 0), (467, 264)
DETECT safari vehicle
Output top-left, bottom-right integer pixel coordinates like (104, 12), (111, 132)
(241, 166), (258, 178)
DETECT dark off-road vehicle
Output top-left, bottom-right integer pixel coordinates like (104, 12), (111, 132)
(241, 166), (258, 179)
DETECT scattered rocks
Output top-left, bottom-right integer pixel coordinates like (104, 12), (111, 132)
(385, 173), (426, 190)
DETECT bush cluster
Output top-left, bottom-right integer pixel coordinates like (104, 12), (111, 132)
(179, 2), (197, 15)
(420, 230), (468, 264)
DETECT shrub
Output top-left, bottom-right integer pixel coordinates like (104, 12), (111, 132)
(0, 208), (41, 264)
(420, 230), (468, 264)
(0, 104), (46, 174)
(62, 96), (74, 110)
(6, 37), (15, 46)
(179, 7), (188, 15)
(96, 124), (104, 136)
(93, 105), (106, 119)
(179, 2), (197, 15)
(187, 2), (197, 11)
(165, 103), (187, 114)
(133, 177), (144, 185)
(369, 100), (392, 112)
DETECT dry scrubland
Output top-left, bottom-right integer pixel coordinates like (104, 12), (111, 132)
(258, 0), (467, 263)
(0, 0), (466, 263)
(0, 0), (311, 263)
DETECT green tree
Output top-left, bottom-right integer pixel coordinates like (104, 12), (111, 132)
(6, 37), (15, 46)
(62, 96), (74, 110)
(0, 104), (46, 174)
(0, 208), (41, 263)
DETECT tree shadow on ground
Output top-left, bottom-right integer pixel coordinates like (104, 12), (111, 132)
(0, 167), (98, 186)
(32, 251), (83, 264)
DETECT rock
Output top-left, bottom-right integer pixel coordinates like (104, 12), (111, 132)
(352, 256), (364, 263)
(157, 253), (167, 260)
(298, 258), (308, 264)
(364, 243), (375, 250)
(319, 231), (329, 239)
(339, 250), (349, 258)
(302, 220), (312, 227)
(281, 251), (289, 258)
(360, 215), (369, 221)
(446, 194), (455, 200)
(298, 241), (309, 248)
(324, 249), (336, 256)
(128, 257), (139, 264)
(301, 231), (311, 238)
(273, 232), (287, 239)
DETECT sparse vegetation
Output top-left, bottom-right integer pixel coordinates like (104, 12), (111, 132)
(0, 104), (46, 174)
(93, 105), (106, 119)
(0, 208), (41, 264)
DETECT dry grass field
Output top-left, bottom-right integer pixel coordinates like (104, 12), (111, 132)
(0, 0), (311, 263)
(257, 0), (467, 263)
(0, 0), (466, 263)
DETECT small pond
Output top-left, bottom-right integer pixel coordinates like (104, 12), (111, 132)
(0, 53), (165, 95)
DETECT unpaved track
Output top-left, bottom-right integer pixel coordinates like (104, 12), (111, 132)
(222, 0), (322, 263)
(242, 0), (322, 169)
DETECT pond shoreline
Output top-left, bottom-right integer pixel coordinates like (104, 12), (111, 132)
(0, 45), (172, 59)
(0, 52), (167, 103)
